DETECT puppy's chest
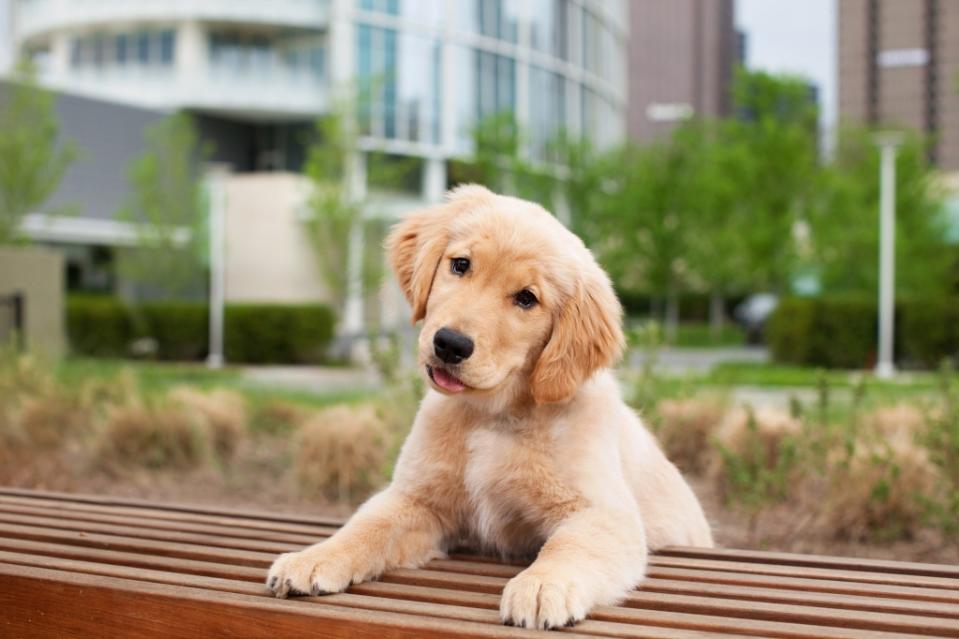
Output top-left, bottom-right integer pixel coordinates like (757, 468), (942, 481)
(462, 425), (584, 553)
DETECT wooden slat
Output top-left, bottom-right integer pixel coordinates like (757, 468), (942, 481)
(0, 504), (959, 610)
(0, 494), (338, 536)
(3, 489), (958, 639)
(0, 487), (347, 527)
(0, 552), (752, 639)
(0, 537), (264, 581)
(3, 552), (936, 639)
(0, 501), (323, 544)
(3, 508), (957, 595)
(3, 510), (959, 612)
(661, 548), (959, 580)
(0, 563), (575, 639)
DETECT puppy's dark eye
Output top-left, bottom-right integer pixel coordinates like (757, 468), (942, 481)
(514, 289), (537, 309)
(451, 257), (470, 276)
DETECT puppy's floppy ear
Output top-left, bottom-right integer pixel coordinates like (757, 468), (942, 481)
(531, 266), (625, 404)
(386, 184), (493, 322)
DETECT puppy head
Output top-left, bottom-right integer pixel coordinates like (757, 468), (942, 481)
(386, 184), (623, 407)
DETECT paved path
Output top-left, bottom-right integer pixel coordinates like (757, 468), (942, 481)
(239, 365), (380, 394)
(630, 346), (769, 374)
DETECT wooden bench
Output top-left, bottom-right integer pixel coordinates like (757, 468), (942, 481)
(0, 488), (957, 638)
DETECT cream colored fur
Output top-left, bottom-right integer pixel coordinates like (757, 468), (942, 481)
(267, 185), (713, 629)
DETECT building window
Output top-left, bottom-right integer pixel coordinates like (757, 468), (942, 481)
(358, 0), (444, 28)
(529, 0), (568, 60)
(475, 50), (515, 118)
(136, 31), (151, 64)
(455, 0), (519, 42)
(115, 33), (129, 64)
(209, 31), (325, 80)
(356, 23), (440, 144)
(69, 28), (177, 70)
(529, 66), (566, 160)
(159, 30), (175, 65)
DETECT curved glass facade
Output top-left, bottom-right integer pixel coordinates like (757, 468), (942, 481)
(352, 0), (627, 159)
(14, 0), (625, 161)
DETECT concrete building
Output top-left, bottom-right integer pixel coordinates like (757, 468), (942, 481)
(12, 0), (627, 175)
(838, 0), (959, 170)
(7, 0), (629, 334)
(627, 0), (736, 143)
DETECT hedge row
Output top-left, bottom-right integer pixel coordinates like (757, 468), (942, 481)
(66, 296), (336, 364)
(618, 292), (748, 322)
(767, 296), (959, 369)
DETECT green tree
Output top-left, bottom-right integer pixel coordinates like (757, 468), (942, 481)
(807, 128), (950, 296)
(591, 125), (704, 340)
(726, 68), (821, 293)
(0, 61), (77, 243)
(681, 119), (752, 337)
(302, 108), (362, 317)
(116, 112), (209, 300)
(449, 112), (557, 206)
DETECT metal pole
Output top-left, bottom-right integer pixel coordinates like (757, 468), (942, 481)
(875, 135), (900, 379)
(206, 173), (226, 369)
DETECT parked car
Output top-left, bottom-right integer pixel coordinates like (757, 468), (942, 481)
(734, 293), (779, 344)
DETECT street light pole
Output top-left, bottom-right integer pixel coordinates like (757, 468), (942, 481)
(206, 168), (228, 370)
(874, 133), (902, 379)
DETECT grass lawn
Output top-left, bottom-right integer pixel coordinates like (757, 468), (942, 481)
(671, 323), (746, 348)
(702, 361), (942, 390)
(53, 357), (377, 410)
(627, 320), (747, 348)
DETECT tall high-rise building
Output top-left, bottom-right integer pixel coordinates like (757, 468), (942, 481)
(627, 0), (736, 143)
(838, 0), (959, 170)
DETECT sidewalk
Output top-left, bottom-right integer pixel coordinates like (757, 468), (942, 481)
(239, 365), (381, 395)
(630, 346), (769, 374)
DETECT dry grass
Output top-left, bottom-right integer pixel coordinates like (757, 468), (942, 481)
(295, 404), (388, 503)
(814, 429), (938, 542)
(860, 403), (927, 438)
(97, 403), (209, 469)
(653, 396), (726, 473)
(17, 396), (87, 450)
(251, 400), (309, 434)
(708, 406), (802, 499)
(168, 386), (247, 459)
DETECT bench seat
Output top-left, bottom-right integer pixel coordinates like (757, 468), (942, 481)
(1, 487), (957, 638)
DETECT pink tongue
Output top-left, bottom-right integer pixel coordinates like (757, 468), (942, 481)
(432, 367), (466, 392)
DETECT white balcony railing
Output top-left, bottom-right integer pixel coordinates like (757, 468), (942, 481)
(40, 64), (329, 119)
(18, 0), (330, 40)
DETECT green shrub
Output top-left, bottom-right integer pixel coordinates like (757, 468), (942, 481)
(66, 296), (336, 364)
(900, 299), (959, 368)
(768, 296), (875, 368)
(225, 304), (335, 364)
(66, 296), (134, 357)
(138, 302), (209, 361)
(769, 295), (959, 369)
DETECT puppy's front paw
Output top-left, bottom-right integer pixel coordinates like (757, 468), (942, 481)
(500, 569), (588, 630)
(266, 544), (354, 598)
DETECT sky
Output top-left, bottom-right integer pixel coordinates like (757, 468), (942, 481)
(735, 0), (838, 141)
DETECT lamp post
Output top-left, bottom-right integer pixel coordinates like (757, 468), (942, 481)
(874, 132), (903, 379)
(205, 167), (229, 369)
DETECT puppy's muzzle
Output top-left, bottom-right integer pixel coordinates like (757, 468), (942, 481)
(433, 327), (474, 364)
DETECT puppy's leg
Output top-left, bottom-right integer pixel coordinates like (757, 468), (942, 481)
(267, 488), (445, 597)
(500, 507), (647, 629)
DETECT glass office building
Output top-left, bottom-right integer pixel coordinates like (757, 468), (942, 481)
(13, 0), (627, 178)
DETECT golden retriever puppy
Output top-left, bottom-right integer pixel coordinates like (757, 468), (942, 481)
(267, 184), (713, 629)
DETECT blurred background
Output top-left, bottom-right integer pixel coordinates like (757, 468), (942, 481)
(0, 0), (958, 561)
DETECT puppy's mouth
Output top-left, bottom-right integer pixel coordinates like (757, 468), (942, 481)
(426, 364), (469, 393)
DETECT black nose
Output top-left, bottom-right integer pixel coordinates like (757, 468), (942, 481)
(433, 327), (474, 364)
